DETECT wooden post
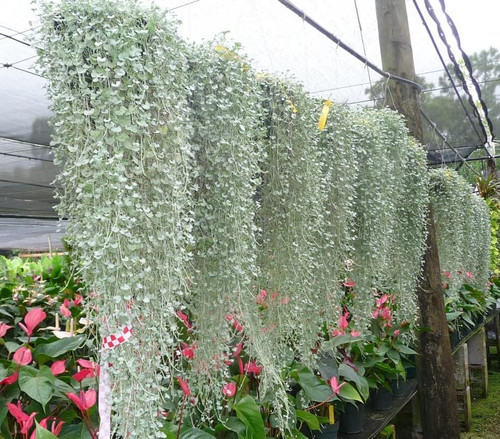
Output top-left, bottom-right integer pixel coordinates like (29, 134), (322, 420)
(453, 344), (472, 431)
(375, 1), (461, 437)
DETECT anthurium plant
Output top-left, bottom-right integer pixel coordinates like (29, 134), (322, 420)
(0, 255), (97, 439)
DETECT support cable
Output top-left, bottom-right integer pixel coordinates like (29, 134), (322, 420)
(423, 0), (495, 157)
(169, 0), (201, 11)
(0, 31), (33, 48)
(0, 179), (53, 189)
(353, 0), (375, 103)
(420, 107), (480, 176)
(0, 137), (51, 149)
(276, 0), (422, 92)
(412, 0), (485, 154)
(0, 152), (53, 163)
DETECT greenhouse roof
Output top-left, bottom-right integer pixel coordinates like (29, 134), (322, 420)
(0, 0), (497, 252)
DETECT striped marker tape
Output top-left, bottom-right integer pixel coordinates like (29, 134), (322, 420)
(99, 325), (133, 439)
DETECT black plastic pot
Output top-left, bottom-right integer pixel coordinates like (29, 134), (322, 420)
(313, 422), (339, 439)
(371, 387), (392, 411)
(391, 377), (406, 397)
(486, 302), (497, 317)
(339, 402), (365, 434)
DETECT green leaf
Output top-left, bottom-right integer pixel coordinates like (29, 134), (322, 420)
(232, 395), (266, 439)
(338, 382), (363, 403)
(0, 364), (9, 381)
(4, 341), (20, 354)
(178, 426), (215, 438)
(294, 366), (332, 402)
(329, 334), (353, 348)
(225, 417), (246, 437)
(387, 349), (401, 365)
(286, 429), (309, 439)
(33, 335), (85, 364)
(338, 363), (369, 401)
(59, 423), (92, 439)
(35, 421), (58, 439)
(18, 366), (55, 410)
(296, 410), (320, 431)
(397, 345), (418, 355)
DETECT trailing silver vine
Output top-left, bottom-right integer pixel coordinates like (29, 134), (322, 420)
(37, 1), (193, 436)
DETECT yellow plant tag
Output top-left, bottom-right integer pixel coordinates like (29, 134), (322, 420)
(318, 100), (332, 130)
(215, 45), (248, 71)
(328, 404), (335, 424)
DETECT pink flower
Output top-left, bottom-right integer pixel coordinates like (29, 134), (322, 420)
(7, 401), (37, 434)
(7, 401), (28, 425)
(350, 330), (361, 337)
(329, 376), (346, 395)
(331, 329), (344, 337)
(0, 370), (18, 386)
(176, 310), (192, 329)
(222, 382), (236, 397)
(233, 342), (243, 357)
(226, 315), (244, 332)
(244, 361), (264, 375)
(280, 296), (290, 305)
(381, 307), (392, 323)
(73, 294), (83, 306)
(394, 329), (400, 337)
(376, 294), (389, 308)
(256, 289), (267, 305)
(60, 303), (71, 318)
(66, 389), (97, 412)
(262, 324), (276, 333)
(0, 322), (12, 338)
(343, 279), (355, 288)
(18, 308), (46, 336)
(181, 343), (195, 360)
(237, 357), (244, 375)
(443, 271), (451, 278)
(339, 311), (349, 331)
(442, 283), (448, 289)
(73, 359), (99, 382)
(176, 376), (191, 397)
(466, 271), (473, 279)
(13, 346), (32, 365)
(50, 360), (66, 376)
(32, 417), (65, 439)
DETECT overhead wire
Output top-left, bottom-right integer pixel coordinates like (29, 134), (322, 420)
(422, 0), (495, 157)
(275, 0), (421, 92)
(2, 65), (45, 78)
(412, 0), (485, 155)
(0, 24), (40, 41)
(0, 31), (33, 48)
(0, 178), (53, 189)
(0, 55), (38, 69)
(169, 0), (201, 11)
(0, 137), (52, 149)
(0, 152), (53, 162)
(420, 108), (480, 175)
(353, 0), (375, 105)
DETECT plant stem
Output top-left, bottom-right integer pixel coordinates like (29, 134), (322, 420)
(177, 395), (186, 439)
(305, 392), (336, 412)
